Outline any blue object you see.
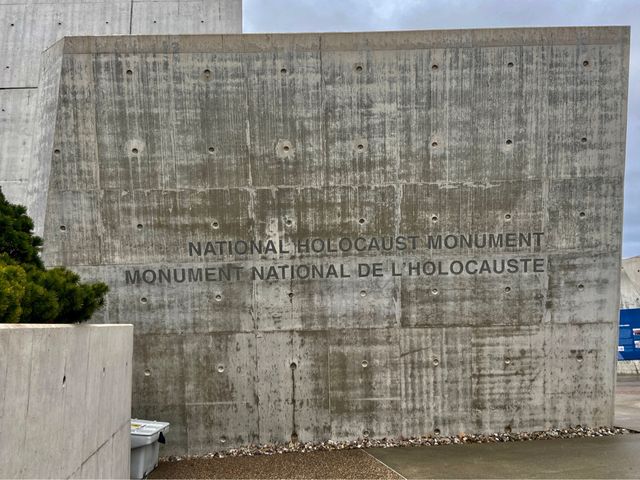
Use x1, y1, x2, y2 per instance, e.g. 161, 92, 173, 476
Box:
619, 308, 640, 360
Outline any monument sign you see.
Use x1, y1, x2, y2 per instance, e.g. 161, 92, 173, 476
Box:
35, 28, 629, 454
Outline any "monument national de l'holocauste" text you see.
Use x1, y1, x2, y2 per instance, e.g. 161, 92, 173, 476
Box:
123, 231, 547, 285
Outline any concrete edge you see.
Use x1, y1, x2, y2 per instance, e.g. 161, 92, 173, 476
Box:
55, 26, 630, 55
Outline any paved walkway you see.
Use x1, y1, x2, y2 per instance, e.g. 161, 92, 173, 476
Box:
615, 375, 640, 431
150, 449, 400, 479
367, 435, 640, 479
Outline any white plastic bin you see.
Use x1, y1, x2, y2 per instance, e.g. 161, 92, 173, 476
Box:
130, 419, 170, 479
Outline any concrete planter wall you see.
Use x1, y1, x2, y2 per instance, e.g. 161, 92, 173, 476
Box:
0, 324, 133, 479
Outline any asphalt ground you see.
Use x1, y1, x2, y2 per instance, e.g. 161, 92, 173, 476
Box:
151, 375, 640, 479
149, 449, 400, 479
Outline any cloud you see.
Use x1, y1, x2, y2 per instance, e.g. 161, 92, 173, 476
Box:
245, 0, 639, 257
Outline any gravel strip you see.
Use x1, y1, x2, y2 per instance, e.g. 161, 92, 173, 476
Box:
150, 449, 401, 479
161, 426, 629, 462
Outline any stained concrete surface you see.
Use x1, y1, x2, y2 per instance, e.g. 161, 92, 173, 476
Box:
364, 375, 640, 479
151, 377, 640, 479
0, 0, 242, 210
37, 28, 629, 454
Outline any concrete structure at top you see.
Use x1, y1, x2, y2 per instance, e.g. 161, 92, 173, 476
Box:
0, 0, 242, 214
35, 27, 629, 454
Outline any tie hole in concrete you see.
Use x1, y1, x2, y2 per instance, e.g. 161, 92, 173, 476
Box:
507, 62, 514, 68
432, 358, 440, 366
431, 64, 439, 70
504, 213, 512, 220
217, 364, 225, 373
358, 218, 366, 225
208, 146, 215, 153
215, 294, 222, 301
360, 290, 367, 297
577, 354, 584, 362
54, 149, 60, 155
280, 68, 287, 74
434, 428, 441, 436
131, 148, 139, 154
362, 429, 370, 437
578, 283, 585, 291
504, 286, 511, 293
220, 436, 227, 444
361, 360, 368, 368
354, 64, 363, 73
212, 221, 219, 229
504, 357, 512, 365
126, 69, 133, 76
581, 137, 588, 143
136, 224, 143, 230
144, 369, 151, 376
579, 211, 586, 219
432, 215, 438, 222
290, 362, 297, 370
506, 139, 513, 145
59, 225, 66, 231
431, 288, 439, 295
583, 60, 590, 67
140, 297, 148, 304
431, 141, 438, 148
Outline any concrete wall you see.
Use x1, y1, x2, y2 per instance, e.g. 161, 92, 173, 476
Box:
0, 0, 242, 212
0, 324, 133, 479
621, 257, 640, 309
37, 28, 629, 454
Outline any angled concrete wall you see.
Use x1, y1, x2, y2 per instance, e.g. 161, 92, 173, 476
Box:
0, 0, 242, 212
37, 28, 629, 454
0, 324, 133, 479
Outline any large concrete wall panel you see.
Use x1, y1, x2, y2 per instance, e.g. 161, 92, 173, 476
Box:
0, 0, 242, 211
132, 0, 241, 35
38, 28, 628, 454
0, 324, 133, 479
0, 2, 131, 88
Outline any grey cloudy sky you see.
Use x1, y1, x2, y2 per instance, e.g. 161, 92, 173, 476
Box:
245, 0, 639, 258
